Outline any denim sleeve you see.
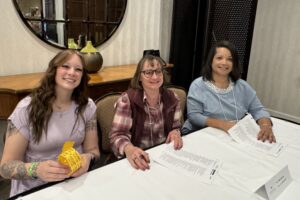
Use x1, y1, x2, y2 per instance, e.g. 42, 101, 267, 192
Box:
244, 83, 270, 120
186, 80, 208, 127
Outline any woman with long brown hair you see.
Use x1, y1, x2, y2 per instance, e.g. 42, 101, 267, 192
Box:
0, 50, 100, 197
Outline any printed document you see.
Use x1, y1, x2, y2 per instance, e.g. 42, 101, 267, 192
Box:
153, 145, 221, 184
228, 114, 285, 156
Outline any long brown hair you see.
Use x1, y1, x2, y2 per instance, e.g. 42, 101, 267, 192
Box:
28, 50, 90, 143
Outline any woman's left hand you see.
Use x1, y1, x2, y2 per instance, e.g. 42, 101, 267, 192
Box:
257, 125, 276, 143
71, 153, 92, 177
166, 129, 183, 150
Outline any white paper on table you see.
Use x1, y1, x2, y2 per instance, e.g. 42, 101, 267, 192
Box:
153, 145, 221, 184
228, 114, 285, 157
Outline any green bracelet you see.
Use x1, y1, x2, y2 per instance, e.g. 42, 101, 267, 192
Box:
28, 162, 39, 179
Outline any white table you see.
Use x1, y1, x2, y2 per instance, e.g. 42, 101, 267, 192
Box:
17, 118, 300, 200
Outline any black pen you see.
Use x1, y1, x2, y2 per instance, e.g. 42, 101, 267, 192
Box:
139, 154, 150, 163
210, 169, 216, 175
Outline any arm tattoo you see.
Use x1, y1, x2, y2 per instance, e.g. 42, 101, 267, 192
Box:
86, 113, 97, 132
0, 160, 27, 179
6, 120, 19, 137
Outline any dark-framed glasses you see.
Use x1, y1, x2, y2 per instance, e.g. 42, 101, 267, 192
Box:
141, 68, 165, 78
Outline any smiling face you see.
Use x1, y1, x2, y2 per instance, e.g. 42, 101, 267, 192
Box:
55, 54, 83, 92
140, 59, 164, 92
212, 47, 233, 79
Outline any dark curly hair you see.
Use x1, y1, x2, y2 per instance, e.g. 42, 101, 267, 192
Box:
202, 40, 241, 82
28, 50, 90, 143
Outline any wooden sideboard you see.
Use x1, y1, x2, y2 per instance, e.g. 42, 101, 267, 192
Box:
0, 64, 172, 119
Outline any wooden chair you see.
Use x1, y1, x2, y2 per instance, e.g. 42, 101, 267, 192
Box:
166, 85, 187, 123
95, 92, 122, 166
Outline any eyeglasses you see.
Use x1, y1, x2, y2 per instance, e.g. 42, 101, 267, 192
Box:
141, 68, 164, 78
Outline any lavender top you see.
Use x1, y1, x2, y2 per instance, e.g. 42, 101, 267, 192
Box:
8, 96, 96, 197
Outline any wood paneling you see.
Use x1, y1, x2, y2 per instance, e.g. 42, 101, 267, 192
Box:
0, 93, 27, 119
0, 64, 173, 119
0, 64, 134, 119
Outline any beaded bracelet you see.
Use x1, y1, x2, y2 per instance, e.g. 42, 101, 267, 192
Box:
260, 123, 272, 127
28, 162, 39, 179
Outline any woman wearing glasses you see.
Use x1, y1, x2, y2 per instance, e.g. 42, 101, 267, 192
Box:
109, 55, 183, 170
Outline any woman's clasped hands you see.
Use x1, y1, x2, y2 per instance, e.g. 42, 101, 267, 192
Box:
35, 160, 70, 182
36, 153, 94, 181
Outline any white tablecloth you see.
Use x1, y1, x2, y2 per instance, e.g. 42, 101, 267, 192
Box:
18, 118, 300, 200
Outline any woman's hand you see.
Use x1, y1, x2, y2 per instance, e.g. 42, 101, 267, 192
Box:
124, 144, 150, 171
166, 129, 183, 150
257, 125, 276, 143
257, 118, 276, 143
36, 160, 70, 182
206, 118, 236, 132
222, 120, 236, 132
71, 153, 93, 177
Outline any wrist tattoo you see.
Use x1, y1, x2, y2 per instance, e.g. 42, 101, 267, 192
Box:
0, 160, 27, 179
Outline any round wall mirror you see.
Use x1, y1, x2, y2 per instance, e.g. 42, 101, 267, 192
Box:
13, 0, 127, 49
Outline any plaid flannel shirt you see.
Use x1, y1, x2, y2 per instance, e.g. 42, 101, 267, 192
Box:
109, 91, 182, 157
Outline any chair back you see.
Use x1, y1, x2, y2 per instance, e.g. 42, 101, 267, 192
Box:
95, 92, 122, 153
166, 85, 187, 123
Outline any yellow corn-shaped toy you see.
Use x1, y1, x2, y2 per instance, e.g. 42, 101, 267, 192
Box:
58, 141, 82, 175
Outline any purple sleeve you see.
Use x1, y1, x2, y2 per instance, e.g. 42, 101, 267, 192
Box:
8, 96, 32, 140
84, 98, 97, 121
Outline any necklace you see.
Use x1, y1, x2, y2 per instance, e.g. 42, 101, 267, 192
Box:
205, 80, 234, 94
206, 80, 238, 122
146, 104, 154, 146
216, 89, 238, 122
53, 103, 63, 118
54, 103, 62, 110
53, 101, 71, 118
145, 100, 162, 147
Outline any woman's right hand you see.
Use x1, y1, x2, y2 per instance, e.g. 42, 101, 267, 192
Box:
206, 118, 236, 132
36, 160, 70, 182
124, 144, 150, 171
222, 120, 236, 132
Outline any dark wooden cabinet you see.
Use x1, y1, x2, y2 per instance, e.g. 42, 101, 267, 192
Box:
0, 64, 134, 119
88, 80, 130, 101
0, 64, 172, 119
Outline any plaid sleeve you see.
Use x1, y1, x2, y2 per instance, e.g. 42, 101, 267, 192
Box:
172, 93, 182, 130
109, 93, 133, 157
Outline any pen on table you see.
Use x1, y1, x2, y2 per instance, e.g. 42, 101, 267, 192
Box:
138, 154, 150, 163
210, 169, 216, 175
